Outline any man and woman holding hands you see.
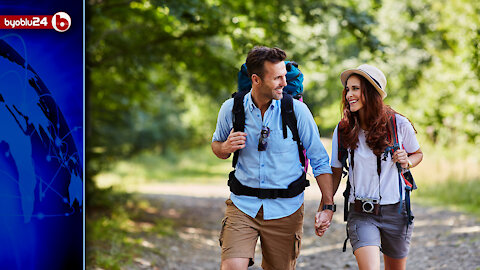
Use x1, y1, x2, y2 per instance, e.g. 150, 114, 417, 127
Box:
212, 46, 423, 270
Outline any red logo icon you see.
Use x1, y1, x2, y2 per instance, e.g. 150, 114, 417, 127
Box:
51, 12, 71, 32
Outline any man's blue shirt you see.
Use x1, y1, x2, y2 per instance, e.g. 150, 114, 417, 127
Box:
212, 92, 331, 220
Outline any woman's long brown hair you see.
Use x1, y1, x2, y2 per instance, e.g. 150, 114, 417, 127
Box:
338, 75, 396, 156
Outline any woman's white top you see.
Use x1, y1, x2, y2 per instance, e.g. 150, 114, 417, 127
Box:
331, 114, 420, 205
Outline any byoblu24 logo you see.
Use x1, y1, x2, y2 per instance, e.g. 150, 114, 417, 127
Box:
52, 12, 71, 32
3, 17, 48, 28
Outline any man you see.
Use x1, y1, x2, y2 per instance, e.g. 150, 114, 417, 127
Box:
211, 46, 334, 270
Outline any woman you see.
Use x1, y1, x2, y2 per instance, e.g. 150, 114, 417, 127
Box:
330, 64, 423, 269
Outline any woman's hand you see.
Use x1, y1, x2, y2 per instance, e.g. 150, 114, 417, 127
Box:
392, 149, 410, 169
314, 210, 333, 237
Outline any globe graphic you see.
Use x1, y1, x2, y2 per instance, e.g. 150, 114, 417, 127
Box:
0, 38, 82, 268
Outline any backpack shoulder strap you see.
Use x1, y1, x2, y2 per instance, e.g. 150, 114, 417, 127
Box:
388, 112, 417, 189
231, 91, 249, 168
337, 124, 352, 222
337, 124, 349, 174
281, 94, 306, 168
385, 112, 403, 171
388, 112, 417, 225
389, 112, 400, 150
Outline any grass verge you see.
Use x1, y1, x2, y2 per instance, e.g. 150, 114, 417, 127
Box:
95, 145, 231, 189
415, 178, 480, 218
86, 190, 176, 269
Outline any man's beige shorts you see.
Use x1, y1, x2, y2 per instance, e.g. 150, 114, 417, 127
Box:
219, 199, 304, 270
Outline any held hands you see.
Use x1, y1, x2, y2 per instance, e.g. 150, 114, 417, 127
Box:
392, 149, 410, 169
223, 129, 247, 154
314, 210, 333, 237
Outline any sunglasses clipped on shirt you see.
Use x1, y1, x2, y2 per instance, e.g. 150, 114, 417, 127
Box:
258, 126, 270, 151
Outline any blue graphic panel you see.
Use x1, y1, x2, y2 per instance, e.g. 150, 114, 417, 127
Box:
0, 1, 83, 269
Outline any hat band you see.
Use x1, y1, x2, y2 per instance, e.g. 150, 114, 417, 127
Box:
361, 70, 382, 90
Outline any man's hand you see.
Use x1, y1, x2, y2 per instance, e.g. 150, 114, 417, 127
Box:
314, 173, 334, 237
314, 210, 333, 237
223, 129, 247, 154
212, 129, 247, 159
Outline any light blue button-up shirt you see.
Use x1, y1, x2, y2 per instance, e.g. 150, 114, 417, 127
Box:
212, 92, 331, 220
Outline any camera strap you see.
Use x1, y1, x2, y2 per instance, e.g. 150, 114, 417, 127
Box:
349, 149, 382, 201
342, 149, 382, 252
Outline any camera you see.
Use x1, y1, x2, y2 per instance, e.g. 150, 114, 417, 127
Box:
354, 197, 380, 215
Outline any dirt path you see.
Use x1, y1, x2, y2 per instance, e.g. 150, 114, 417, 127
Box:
131, 184, 480, 270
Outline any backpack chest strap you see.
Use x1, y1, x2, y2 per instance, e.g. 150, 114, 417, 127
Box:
228, 170, 309, 199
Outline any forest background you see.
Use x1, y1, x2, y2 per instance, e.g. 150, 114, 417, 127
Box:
85, 0, 480, 267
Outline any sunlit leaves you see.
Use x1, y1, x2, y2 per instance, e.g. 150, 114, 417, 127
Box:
86, 0, 480, 183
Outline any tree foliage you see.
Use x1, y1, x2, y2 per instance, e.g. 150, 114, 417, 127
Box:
86, 0, 377, 180
86, 0, 480, 188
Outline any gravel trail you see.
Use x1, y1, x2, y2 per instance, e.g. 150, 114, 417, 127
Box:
130, 184, 480, 270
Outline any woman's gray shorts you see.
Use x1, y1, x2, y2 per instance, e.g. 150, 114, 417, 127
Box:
347, 202, 414, 259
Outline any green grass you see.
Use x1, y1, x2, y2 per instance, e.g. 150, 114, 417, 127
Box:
95, 145, 232, 189
86, 191, 176, 269
415, 178, 480, 217
408, 141, 480, 217
405, 135, 480, 184
87, 207, 139, 269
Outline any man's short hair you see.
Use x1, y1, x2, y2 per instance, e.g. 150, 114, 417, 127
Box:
245, 46, 286, 79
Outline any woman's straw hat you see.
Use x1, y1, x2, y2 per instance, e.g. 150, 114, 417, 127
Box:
340, 64, 387, 99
